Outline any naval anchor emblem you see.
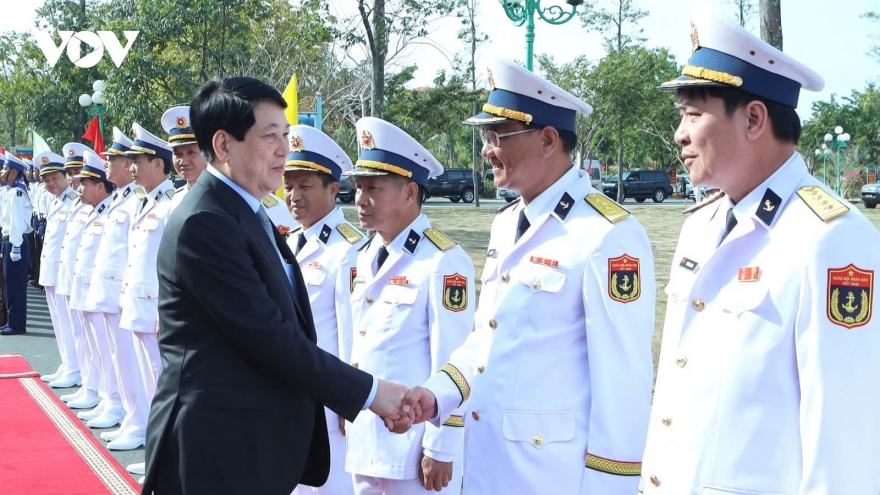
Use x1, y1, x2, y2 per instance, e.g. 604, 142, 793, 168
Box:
827, 264, 873, 329
609, 254, 641, 304
443, 273, 468, 312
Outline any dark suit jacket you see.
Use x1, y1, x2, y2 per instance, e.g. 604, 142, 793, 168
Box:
142, 171, 373, 495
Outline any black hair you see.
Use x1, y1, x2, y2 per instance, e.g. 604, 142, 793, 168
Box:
677, 87, 801, 144
190, 76, 287, 165
82, 177, 113, 194
319, 173, 336, 188
528, 124, 577, 154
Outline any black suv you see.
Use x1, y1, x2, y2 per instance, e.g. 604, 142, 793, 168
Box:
603, 169, 673, 203
336, 176, 356, 203
426, 169, 484, 203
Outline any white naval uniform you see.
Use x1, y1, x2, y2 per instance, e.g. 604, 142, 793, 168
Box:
84, 184, 149, 438
347, 214, 473, 494
289, 206, 365, 495
423, 168, 656, 495
70, 196, 121, 414
39, 188, 80, 377
641, 153, 880, 494
57, 198, 96, 395
119, 180, 175, 406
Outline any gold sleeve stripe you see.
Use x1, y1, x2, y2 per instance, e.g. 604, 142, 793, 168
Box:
586, 454, 641, 476
440, 363, 471, 405
442, 415, 464, 427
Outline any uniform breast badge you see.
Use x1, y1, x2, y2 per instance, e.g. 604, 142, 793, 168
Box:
443, 273, 468, 312
827, 264, 874, 329
608, 255, 641, 303
350, 267, 358, 293
737, 266, 761, 282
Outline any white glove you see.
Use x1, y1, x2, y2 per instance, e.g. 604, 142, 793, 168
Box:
10, 246, 21, 262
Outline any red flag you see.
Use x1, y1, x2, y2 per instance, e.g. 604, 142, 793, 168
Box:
82, 115, 104, 154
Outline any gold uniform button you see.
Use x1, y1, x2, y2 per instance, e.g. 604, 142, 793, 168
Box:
650, 475, 660, 487
147, 295, 152, 300
488, 319, 497, 329
352, 362, 359, 369
366, 296, 374, 304
662, 417, 672, 426
501, 273, 510, 283
533, 435, 543, 446
532, 281, 541, 290
692, 298, 705, 311
359, 330, 366, 336
477, 365, 485, 374
110, 276, 115, 280
471, 411, 480, 421
676, 356, 687, 368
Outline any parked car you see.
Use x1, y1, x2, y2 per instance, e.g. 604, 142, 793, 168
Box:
425, 168, 484, 203
603, 169, 673, 203
498, 188, 520, 203
862, 183, 880, 208
336, 176, 356, 203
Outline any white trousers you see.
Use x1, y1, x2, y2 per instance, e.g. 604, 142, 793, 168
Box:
45, 286, 79, 375
352, 458, 462, 495
132, 330, 160, 402
292, 430, 353, 495
66, 297, 98, 395
83, 311, 122, 410
104, 313, 150, 438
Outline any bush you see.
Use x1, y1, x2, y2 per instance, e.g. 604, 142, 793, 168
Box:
842, 170, 865, 199
482, 179, 497, 199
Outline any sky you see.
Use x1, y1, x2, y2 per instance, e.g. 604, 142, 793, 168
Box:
7, 0, 879, 121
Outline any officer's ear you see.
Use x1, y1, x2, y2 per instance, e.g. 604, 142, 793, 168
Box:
743, 100, 769, 142
539, 126, 561, 158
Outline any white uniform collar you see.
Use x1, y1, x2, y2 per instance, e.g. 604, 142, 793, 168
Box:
302, 206, 344, 243
728, 152, 806, 230
384, 213, 430, 256
519, 166, 580, 224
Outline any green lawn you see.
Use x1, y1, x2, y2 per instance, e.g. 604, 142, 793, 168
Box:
344, 203, 880, 370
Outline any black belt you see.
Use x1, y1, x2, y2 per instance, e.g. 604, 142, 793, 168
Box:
1, 236, 9, 241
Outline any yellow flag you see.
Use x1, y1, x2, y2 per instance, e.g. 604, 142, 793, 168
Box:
282, 74, 298, 126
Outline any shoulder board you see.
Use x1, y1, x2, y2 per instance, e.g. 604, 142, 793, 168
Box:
584, 194, 630, 223
424, 228, 457, 251
683, 190, 725, 214
796, 185, 850, 222
496, 197, 520, 214
336, 223, 364, 244
165, 189, 175, 200
175, 186, 186, 193
135, 188, 146, 200
262, 195, 280, 208
67, 191, 79, 201
358, 232, 376, 252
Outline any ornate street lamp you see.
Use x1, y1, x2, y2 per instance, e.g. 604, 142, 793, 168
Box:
498, 0, 584, 71
814, 144, 832, 185
79, 79, 107, 138
825, 127, 851, 196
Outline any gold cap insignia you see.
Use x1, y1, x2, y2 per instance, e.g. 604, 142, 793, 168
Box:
131, 126, 138, 140
487, 68, 496, 91
290, 135, 305, 153
361, 130, 376, 151
175, 116, 187, 128
68, 149, 75, 157
690, 23, 700, 52
41, 156, 49, 164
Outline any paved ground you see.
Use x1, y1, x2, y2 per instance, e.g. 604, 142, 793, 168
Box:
0, 286, 144, 472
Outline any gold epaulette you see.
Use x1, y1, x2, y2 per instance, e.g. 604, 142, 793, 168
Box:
165, 188, 176, 200
424, 228, 457, 251
67, 191, 80, 201
683, 190, 725, 214
442, 415, 464, 427
262, 195, 280, 208
134, 188, 146, 200
336, 223, 364, 244
797, 185, 850, 222
584, 194, 630, 223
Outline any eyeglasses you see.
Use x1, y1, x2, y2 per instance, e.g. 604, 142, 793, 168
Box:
479, 128, 536, 148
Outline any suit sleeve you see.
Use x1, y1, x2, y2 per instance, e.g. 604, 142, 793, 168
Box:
795, 219, 880, 493
580, 219, 655, 494
173, 210, 373, 421
422, 249, 474, 462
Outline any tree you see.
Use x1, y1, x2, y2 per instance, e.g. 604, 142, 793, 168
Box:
728, 0, 756, 27
579, 0, 648, 52
862, 11, 880, 64
353, 0, 456, 118
759, 0, 782, 50
457, 0, 488, 206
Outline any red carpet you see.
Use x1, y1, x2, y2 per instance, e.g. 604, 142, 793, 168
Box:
0, 354, 141, 495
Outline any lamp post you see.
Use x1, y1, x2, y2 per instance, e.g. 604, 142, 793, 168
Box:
498, 0, 584, 71
824, 126, 851, 196
814, 144, 832, 185
79, 79, 107, 138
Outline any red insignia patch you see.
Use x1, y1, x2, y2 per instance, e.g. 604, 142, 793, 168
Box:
350, 267, 357, 293
389, 276, 410, 286
529, 256, 559, 267
277, 225, 291, 236
443, 273, 468, 312
827, 264, 873, 329
608, 255, 641, 304
737, 267, 760, 282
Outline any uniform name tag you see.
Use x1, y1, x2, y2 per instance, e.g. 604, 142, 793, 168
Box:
680, 257, 698, 271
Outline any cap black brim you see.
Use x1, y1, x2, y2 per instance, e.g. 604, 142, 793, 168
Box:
658, 75, 729, 91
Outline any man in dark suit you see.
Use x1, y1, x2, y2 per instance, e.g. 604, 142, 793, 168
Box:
143, 77, 411, 495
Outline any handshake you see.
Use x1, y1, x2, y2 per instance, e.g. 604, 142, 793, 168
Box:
368, 380, 439, 433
